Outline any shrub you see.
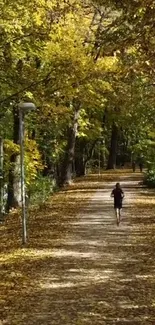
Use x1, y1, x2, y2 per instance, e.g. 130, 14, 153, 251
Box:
143, 167, 155, 188
28, 175, 57, 207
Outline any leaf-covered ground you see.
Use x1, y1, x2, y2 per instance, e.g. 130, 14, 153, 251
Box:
0, 170, 155, 324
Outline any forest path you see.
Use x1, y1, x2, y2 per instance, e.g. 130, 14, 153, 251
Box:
1, 172, 155, 324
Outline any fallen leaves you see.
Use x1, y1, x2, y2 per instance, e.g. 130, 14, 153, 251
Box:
0, 171, 155, 324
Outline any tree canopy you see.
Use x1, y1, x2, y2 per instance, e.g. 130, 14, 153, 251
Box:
1, 0, 155, 209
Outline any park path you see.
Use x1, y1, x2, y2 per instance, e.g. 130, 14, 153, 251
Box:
5, 174, 155, 324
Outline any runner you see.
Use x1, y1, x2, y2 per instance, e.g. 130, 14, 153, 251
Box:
111, 182, 124, 225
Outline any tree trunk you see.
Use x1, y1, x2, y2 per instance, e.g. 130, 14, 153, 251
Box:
75, 155, 86, 177
6, 106, 21, 212
107, 123, 118, 169
75, 139, 86, 177
75, 139, 97, 177
60, 101, 80, 185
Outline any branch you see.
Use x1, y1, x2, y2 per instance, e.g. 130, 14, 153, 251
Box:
0, 70, 53, 105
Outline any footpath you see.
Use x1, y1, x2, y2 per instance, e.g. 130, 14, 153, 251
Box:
1, 172, 155, 325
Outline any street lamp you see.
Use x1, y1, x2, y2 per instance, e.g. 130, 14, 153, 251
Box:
18, 102, 36, 245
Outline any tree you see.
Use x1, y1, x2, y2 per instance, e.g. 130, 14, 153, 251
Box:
2, 0, 155, 210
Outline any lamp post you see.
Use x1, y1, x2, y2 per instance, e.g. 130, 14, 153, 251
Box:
98, 140, 101, 176
98, 137, 104, 177
18, 102, 36, 245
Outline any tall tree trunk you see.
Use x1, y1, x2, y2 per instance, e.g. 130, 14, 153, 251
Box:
107, 123, 118, 169
75, 139, 97, 177
60, 101, 80, 185
75, 139, 86, 177
6, 106, 21, 212
75, 158, 86, 177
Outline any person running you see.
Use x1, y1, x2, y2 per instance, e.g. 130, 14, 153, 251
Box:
111, 183, 124, 225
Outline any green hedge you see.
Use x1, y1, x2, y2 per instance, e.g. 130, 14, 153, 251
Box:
143, 168, 155, 188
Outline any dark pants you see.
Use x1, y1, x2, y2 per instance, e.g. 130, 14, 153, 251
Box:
114, 200, 122, 209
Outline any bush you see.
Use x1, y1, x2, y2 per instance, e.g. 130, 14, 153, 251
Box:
143, 168, 155, 188
28, 175, 57, 207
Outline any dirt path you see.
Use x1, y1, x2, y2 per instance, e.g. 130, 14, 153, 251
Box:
2, 174, 155, 324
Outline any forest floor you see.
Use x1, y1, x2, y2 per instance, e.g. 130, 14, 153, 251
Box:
0, 170, 155, 325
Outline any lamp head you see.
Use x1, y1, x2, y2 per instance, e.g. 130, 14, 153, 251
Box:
18, 102, 36, 113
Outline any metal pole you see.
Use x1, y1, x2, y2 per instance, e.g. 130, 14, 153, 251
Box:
103, 138, 106, 168
98, 141, 101, 176
19, 110, 26, 245
0, 137, 3, 219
